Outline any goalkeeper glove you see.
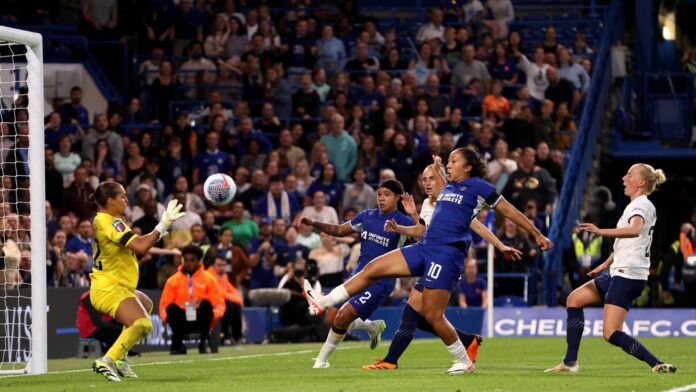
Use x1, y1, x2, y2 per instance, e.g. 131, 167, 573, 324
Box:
155, 200, 185, 239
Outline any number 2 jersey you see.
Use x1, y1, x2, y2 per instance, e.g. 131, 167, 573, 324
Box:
90, 212, 139, 291
421, 177, 501, 245
611, 195, 656, 281
350, 208, 414, 290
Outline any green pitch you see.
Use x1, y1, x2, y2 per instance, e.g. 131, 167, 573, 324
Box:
2, 338, 694, 391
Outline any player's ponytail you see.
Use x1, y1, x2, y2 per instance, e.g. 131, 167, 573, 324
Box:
454, 148, 488, 179
91, 181, 122, 207
635, 163, 667, 194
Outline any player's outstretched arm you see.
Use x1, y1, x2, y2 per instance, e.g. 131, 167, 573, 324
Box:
587, 254, 614, 277
495, 197, 553, 250
384, 218, 425, 238
129, 200, 185, 254
469, 219, 523, 261
298, 216, 355, 237
578, 217, 643, 239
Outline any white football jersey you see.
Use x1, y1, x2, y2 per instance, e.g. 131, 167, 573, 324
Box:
420, 199, 436, 227
611, 195, 656, 280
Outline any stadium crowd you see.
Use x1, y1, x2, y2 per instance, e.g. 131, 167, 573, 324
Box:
0, 0, 694, 348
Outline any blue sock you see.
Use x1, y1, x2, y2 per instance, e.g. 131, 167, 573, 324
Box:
416, 316, 476, 347
383, 304, 419, 365
563, 307, 584, 364
608, 331, 661, 367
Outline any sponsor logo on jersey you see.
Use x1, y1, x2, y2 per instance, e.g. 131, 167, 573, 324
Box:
437, 193, 464, 204
362, 231, 390, 247
112, 220, 126, 233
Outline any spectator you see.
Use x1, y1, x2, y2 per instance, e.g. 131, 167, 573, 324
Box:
62, 250, 90, 288
422, 74, 451, 123
302, 190, 339, 225
308, 233, 351, 289
516, 47, 550, 102
280, 19, 317, 75
458, 258, 488, 308
381, 47, 407, 78
533, 99, 555, 147
221, 201, 259, 249
224, 16, 248, 59
263, 67, 293, 118
167, 191, 203, 245
297, 220, 322, 250
65, 219, 93, 266
275, 129, 306, 173
535, 142, 563, 187
59, 86, 89, 127
248, 219, 285, 289
208, 254, 243, 344
47, 230, 68, 287
253, 175, 301, 223
482, 80, 510, 118
541, 25, 560, 54
487, 139, 517, 192
320, 114, 357, 183
160, 245, 225, 354
461, 0, 486, 24
311, 68, 332, 103
483, 0, 514, 39
678, 222, 696, 306
129, 183, 164, 223
277, 225, 311, 276
545, 67, 580, 115
172, 0, 204, 56
150, 61, 180, 123
293, 73, 321, 119
45, 148, 65, 209
502, 147, 557, 212
129, 159, 165, 199
408, 42, 442, 87
277, 258, 321, 334
53, 135, 82, 187
557, 47, 590, 94
523, 199, 546, 235
566, 219, 611, 289
344, 42, 379, 83
553, 102, 577, 149
238, 169, 267, 212
356, 135, 382, 184
293, 159, 315, 197
569, 31, 594, 63
342, 169, 377, 213
192, 131, 233, 185
416, 8, 445, 43
494, 218, 537, 297
82, 113, 124, 164
254, 103, 282, 134
316, 25, 346, 76
436, 107, 468, 137
307, 163, 344, 210
239, 139, 267, 173
93, 139, 120, 182
179, 40, 216, 89
204, 13, 230, 59
211, 227, 251, 287
380, 131, 415, 191
61, 167, 94, 221
451, 44, 491, 97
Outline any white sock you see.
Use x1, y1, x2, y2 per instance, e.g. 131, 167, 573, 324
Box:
318, 285, 350, 309
348, 318, 375, 332
446, 340, 471, 365
315, 329, 346, 364
101, 355, 115, 365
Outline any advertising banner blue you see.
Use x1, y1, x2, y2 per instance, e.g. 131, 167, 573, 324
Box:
484, 308, 696, 337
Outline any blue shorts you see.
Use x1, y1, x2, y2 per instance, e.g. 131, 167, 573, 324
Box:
347, 280, 394, 320
594, 273, 646, 311
401, 241, 469, 291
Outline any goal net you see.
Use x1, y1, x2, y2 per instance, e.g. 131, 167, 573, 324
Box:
0, 26, 46, 375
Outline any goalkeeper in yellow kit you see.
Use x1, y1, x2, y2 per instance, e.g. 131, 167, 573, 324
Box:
89, 181, 185, 382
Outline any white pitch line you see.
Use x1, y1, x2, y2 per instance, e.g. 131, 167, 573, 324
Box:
0, 345, 360, 379
663, 383, 696, 392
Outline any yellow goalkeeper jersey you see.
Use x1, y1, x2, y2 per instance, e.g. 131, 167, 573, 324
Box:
90, 212, 139, 292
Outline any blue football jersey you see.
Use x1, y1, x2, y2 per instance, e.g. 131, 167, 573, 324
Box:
350, 209, 413, 275
421, 177, 501, 245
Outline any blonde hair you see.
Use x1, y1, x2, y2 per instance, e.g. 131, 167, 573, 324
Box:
424, 163, 447, 204
634, 163, 667, 194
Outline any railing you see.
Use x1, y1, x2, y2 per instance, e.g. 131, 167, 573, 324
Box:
542, 0, 622, 306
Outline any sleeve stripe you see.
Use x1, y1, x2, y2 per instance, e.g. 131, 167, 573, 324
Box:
485, 192, 502, 207
120, 231, 136, 247
627, 214, 645, 224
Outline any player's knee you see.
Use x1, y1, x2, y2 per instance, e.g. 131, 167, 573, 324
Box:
422, 309, 443, 324
133, 317, 153, 336
566, 292, 582, 308
603, 327, 617, 342
333, 313, 352, 330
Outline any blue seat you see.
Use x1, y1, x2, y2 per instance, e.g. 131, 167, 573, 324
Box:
494, 295, 528, 307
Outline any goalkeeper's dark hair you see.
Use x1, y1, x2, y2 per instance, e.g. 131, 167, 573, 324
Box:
89, 181, 123, 207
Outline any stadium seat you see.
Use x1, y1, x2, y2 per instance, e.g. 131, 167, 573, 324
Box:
494, 295, 528, 307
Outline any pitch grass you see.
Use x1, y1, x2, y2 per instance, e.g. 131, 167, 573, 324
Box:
2, 338, 695, 392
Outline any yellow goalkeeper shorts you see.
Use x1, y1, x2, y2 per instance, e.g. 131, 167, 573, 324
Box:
90, 286, 136, 318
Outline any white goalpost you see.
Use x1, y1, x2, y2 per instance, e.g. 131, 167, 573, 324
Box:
0, 26, 46, 375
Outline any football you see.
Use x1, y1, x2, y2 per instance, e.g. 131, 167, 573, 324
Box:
203, 173, 236, 206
